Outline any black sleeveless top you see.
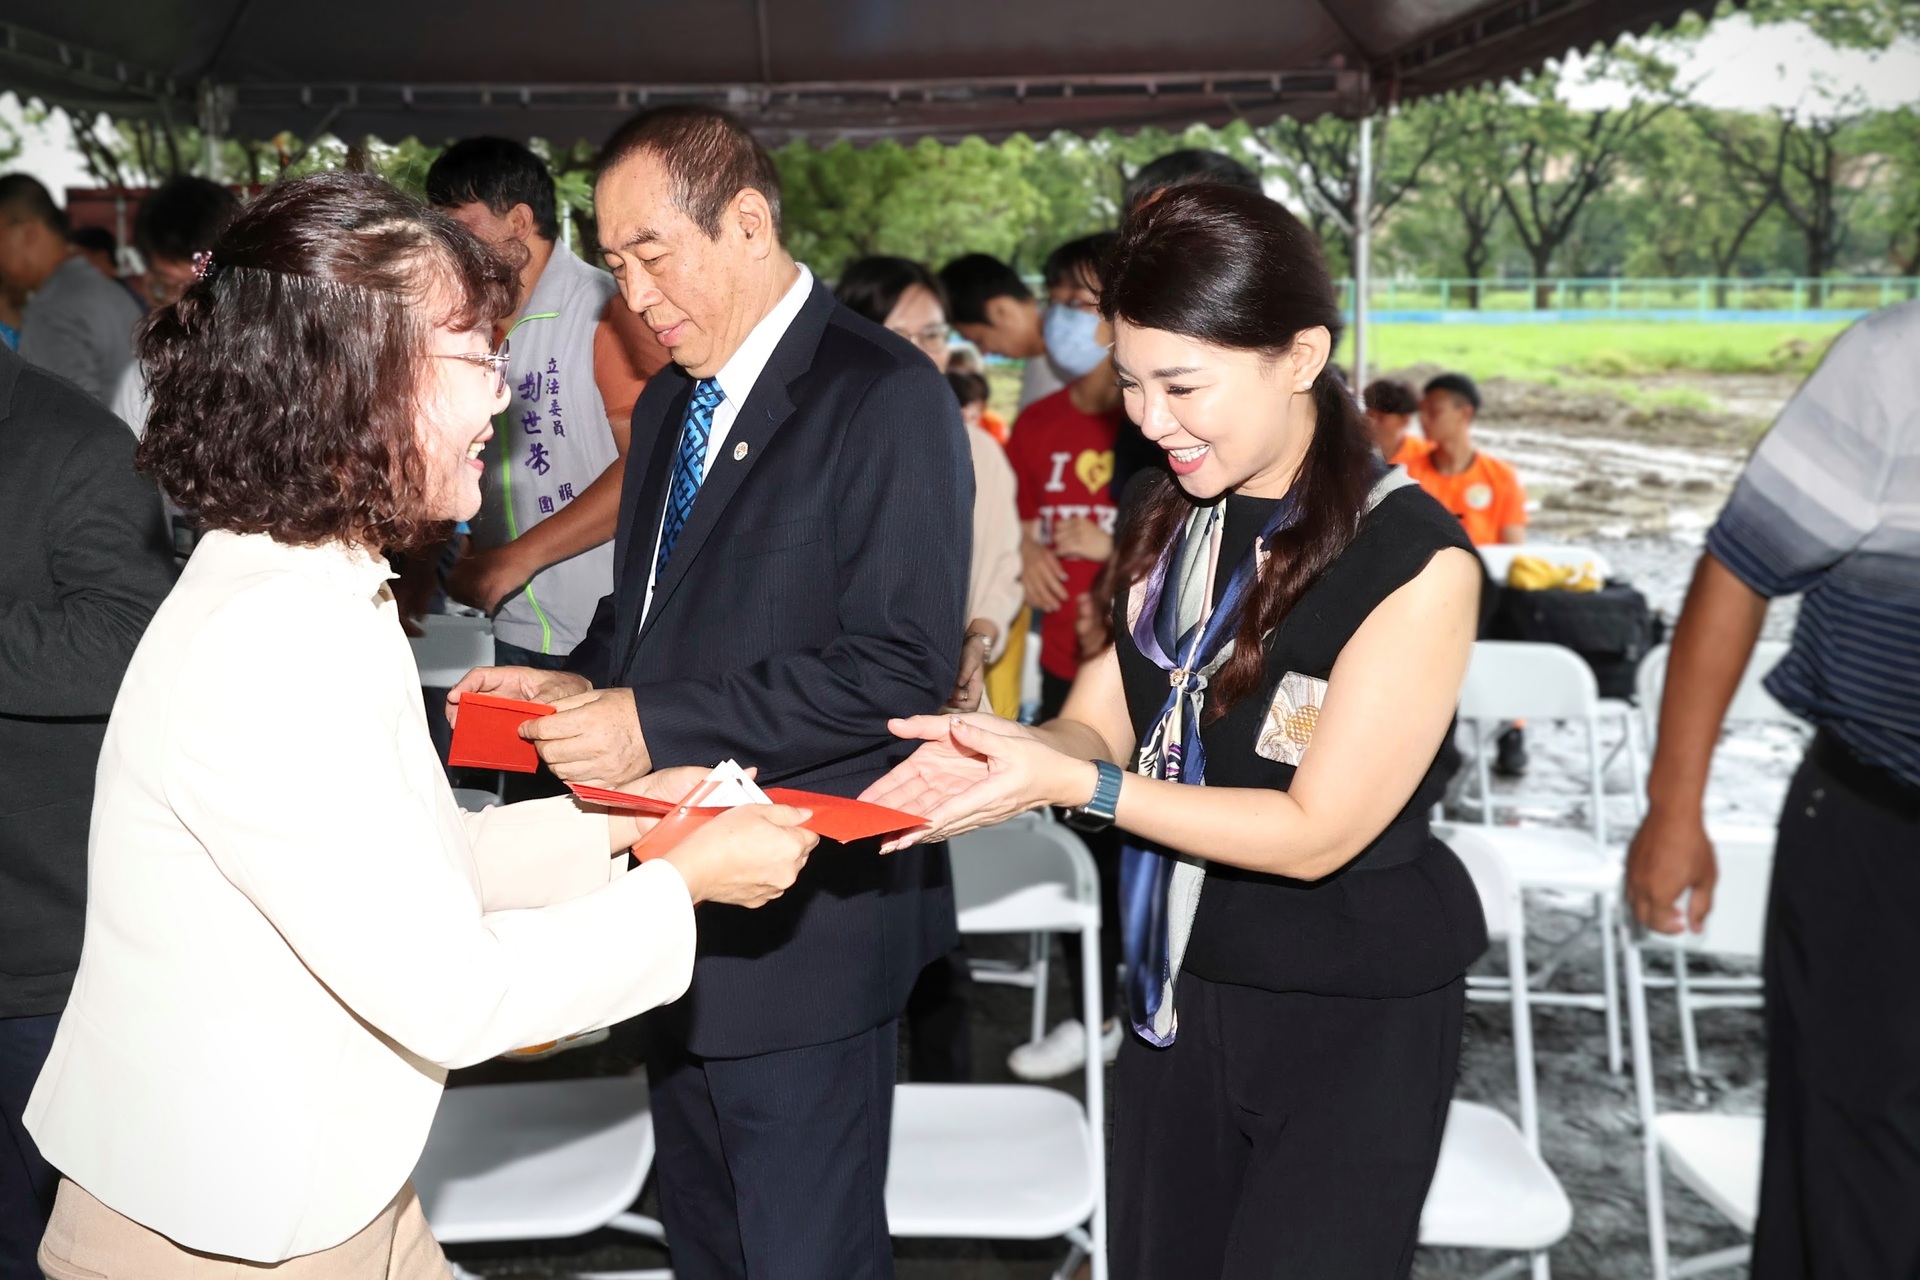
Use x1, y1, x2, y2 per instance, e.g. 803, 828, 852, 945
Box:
1113, 481, 1489, 999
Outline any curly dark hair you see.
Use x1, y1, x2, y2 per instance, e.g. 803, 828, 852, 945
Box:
136, 171, 515, 551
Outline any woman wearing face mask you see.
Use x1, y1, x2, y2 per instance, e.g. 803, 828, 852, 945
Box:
864, 186, 1489, 1277
25, 172, 817, 1279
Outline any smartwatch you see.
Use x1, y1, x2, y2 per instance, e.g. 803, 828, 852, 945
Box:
1063, 759, 1124, 833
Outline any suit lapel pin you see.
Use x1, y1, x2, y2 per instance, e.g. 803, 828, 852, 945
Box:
733, 441, 750, 461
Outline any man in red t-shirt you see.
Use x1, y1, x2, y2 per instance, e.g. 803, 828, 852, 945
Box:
1004, 234, 1123, 721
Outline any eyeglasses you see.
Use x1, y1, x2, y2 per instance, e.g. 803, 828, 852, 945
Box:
891, 323, 951, 349
436, 337, 511, 394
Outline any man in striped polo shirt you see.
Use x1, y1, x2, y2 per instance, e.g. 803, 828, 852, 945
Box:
1628, 299, 1920, 1278
428, 137, 667, 668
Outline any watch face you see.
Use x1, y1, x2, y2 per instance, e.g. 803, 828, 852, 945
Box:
1064, 807, 1113, 834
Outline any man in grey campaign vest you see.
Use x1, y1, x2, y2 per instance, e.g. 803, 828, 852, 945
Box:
428, 137, 667, 667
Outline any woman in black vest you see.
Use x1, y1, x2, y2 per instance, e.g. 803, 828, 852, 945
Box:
865, 185, 1489, 1277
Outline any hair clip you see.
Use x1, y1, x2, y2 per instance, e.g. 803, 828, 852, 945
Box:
191, 250, 215, 281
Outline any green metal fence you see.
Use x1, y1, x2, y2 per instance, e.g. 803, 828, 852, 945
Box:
1339, 276, 1920, 316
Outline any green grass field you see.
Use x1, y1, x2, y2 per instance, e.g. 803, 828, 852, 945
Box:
981, 320, 1851, 425
1345, 320, 1850, 382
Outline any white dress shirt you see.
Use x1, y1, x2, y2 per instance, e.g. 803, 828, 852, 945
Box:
643, 264, 814, 619
26, 531, 697, 1262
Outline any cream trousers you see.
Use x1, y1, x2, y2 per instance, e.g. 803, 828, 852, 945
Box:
38, 1179, 449, 1280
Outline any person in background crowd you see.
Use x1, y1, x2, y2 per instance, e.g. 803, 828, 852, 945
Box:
110, 176, 243, 438
68, 228, 123, 284
1627, 299, 1920, 1280
832, 257, 1022, 1085
26, 171, 814, 1280
865, 185, 1487, 1280
426, 136, 668, 667
1363, 377, 1430, 466
1403, 372, 1525, 547
0, 279, 23, 350
835, 255, 951, 366
0, 341, 175, 1279
454, 106, 969, 1280
1002, 231, 1125, 1081
1122, 147, 1263, 213
944, 342, 1009, 444
940, 251, 1068, 412
0, 175, 143, 404
940, 368, 1025, 670
1404, 371, 1529, 774
835, 257, 1022, 667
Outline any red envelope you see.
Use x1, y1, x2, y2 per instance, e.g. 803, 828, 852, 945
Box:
447, 692, 555, 772
567, 781, 925, 858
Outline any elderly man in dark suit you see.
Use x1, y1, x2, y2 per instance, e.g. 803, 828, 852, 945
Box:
451, 106, 970, 1280
0, 343, 174, 1272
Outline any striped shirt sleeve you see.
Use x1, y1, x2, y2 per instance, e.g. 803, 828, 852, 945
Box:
1705, 314, 1901, 598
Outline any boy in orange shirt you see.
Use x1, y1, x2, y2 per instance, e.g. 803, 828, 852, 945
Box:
1406, 372, 1531, 774
1362, 377, 1431, 467
1405, 372, 1527, 547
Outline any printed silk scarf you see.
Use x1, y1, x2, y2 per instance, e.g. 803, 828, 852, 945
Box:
1120, 493, 1299, 1046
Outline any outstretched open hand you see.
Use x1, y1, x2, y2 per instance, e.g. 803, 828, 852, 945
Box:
859, 713, 1092, 850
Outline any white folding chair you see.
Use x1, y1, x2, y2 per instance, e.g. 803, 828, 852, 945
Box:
961, 815, 1056, 1048
1622, 832, 1772, 1280
1633, 641, 1798, 1081
889, 814, 1107, 1280
413, 1072, 670, 1280
1457, 640, 1627, 1073
1422, 825, 1573, 1280
410, 610, 496, 688
411, 612, 505, 802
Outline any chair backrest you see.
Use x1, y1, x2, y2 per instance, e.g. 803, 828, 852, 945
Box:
410, 612, 496, 688
948, 812, 1101, 935
1459, 640, 1601, 723
1437, 822, 1520, 941
1436, 822, 1540, 1147
1478, 543, 1614, 586
1649, 826, 1774, 963
1635, 641, 1799, 741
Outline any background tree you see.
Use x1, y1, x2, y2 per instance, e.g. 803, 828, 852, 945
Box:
1853, 106, 1920, 274
1257, 102, 1448, 273
1496, 62, 1673, 305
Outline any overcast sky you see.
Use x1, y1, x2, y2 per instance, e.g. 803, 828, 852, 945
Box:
6, 14, 1918, 206
1564, 13, 1920, 112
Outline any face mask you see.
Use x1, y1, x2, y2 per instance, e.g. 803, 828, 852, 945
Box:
1043, 304, 1108, 379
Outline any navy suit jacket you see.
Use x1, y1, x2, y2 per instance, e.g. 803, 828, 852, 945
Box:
569, 278, 972, 1058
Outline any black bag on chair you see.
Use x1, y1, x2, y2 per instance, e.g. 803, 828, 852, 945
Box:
1488, 582, 1660, 700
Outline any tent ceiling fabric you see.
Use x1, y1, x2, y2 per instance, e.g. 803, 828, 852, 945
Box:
1, 0, 1714, 146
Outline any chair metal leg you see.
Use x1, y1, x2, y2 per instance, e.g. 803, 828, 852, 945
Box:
1030, 932, 1050, 1045
1600, 895, 1623, 1075
1079, 919, 1110, 1280
1623, 712, 1646, 819
1624, 938, 1672, 1280
1674, 950, 1702, 1084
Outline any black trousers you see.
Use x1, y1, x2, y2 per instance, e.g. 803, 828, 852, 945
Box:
0, 1013, 60, 1280
1111, 973, 1464, 1280
647, 1020, 897, 1280
1753, 736, 1920, 1279
902, 947, 972, 1082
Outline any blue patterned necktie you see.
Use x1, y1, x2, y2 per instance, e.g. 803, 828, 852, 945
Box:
656, 378, 724, 576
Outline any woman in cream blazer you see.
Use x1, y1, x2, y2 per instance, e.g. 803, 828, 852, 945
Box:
27, 172, 814, 1278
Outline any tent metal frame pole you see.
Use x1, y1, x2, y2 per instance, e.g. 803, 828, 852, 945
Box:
1353, 102, 1372, 393
198, 81, 226, 182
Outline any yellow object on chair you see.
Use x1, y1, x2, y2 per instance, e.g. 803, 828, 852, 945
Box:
985, 608, 1029, 720
1507, 556, 1604, 593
